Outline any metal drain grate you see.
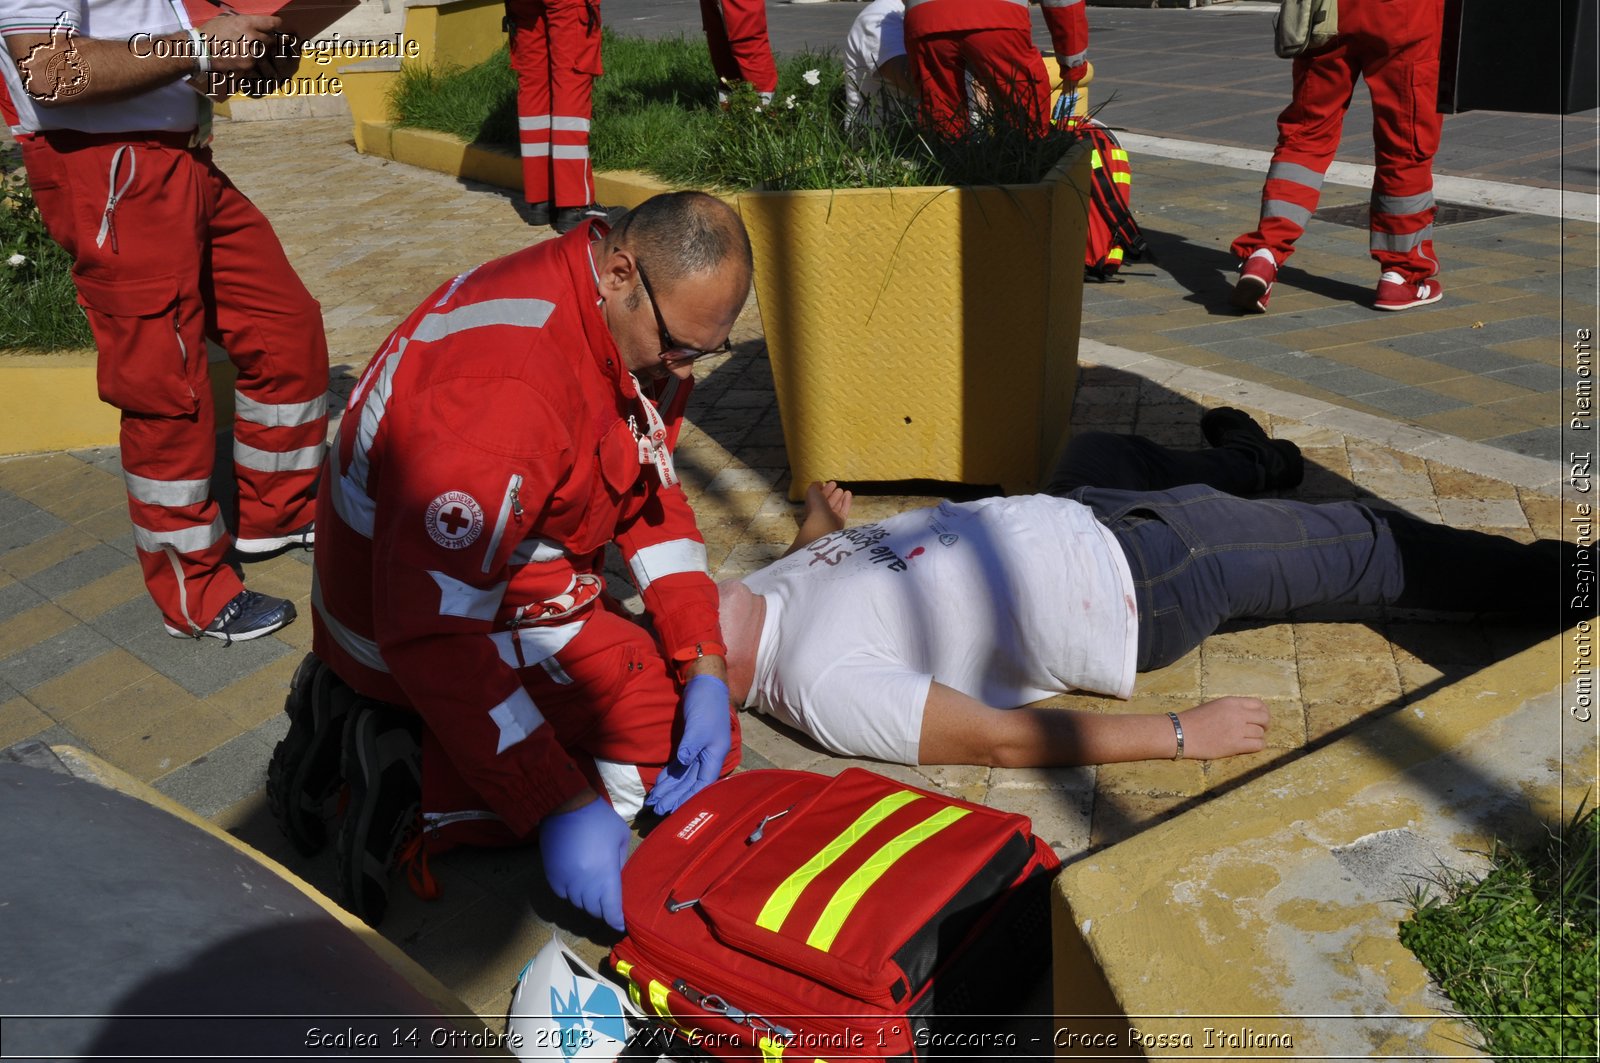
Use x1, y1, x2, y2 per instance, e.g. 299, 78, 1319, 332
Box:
1316, 201, 1513, 228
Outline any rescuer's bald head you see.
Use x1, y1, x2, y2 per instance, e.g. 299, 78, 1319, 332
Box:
604, 191, 754, 300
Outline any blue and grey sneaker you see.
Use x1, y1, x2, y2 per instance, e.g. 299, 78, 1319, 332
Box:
267, 655, 352, 856
336, 703, 423, 927
164, 589, 296, 643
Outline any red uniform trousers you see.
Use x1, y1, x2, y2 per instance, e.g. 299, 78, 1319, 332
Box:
904, 0, 1052, 138
22, 132, 327, 633
699, 0, 777, 96
416, 605, 742, 852
507, 0, 602, 208
1232, 0, 1445, 281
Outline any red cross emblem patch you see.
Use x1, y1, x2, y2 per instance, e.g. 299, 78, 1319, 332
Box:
425, 491, 484, 550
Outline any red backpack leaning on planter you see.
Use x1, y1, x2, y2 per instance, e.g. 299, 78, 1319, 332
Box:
608, 768, 1060, 1061
1056, 108, 1154, 281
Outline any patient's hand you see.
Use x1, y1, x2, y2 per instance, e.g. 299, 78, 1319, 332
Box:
1180, 697, 1269, 759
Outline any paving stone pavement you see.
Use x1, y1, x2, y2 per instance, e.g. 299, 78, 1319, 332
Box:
0, 107, 1580, 1024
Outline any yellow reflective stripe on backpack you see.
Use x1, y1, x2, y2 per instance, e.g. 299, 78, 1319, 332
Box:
805, 806, 971, 951
614, 959, 633, 979
648, 979, 673, 1019
755, 790, 921, 932
1090, 147, 1103, 169
759, 1035, 786, 1061
1111, 148, 1128, 163
1113, 172, 1131, 185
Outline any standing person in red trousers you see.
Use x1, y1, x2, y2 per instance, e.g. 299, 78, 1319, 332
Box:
903, 0, 1088, 138
2, 2, 326, 642
1231, 0, 1446, 314
699, 0, 777, 103
506, 0, 613, 233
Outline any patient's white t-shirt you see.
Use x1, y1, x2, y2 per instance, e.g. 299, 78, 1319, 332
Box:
742, 495, 1138, 764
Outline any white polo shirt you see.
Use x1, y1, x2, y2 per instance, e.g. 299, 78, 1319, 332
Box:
743, 495, 1139, 765
1, 0, 200, 134
843, 0, 909, 124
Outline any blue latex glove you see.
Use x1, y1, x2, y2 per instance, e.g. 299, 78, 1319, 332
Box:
538, 795, 630, 932
645, 673, 731, 815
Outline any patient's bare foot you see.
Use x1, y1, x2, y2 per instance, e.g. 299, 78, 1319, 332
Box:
1179, 697, 1269, 759
782, 481, 855, 557
799, 480, 851, 536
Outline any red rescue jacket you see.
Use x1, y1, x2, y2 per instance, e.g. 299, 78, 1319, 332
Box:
312, 226, 724, 833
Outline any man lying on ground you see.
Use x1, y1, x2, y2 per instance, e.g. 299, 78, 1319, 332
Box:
716, 410, 1565, 767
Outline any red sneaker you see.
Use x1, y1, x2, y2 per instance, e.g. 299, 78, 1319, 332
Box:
1374, 271, 1443, 311
1230, 249, 1276, 313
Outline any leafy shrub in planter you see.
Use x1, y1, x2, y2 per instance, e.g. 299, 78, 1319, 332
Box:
389, 32, 1075, 194
1, 146, 93, 351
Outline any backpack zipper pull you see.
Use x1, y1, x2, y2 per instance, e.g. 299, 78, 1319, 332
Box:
746, 805, 792, 844
664, 895, 700, 912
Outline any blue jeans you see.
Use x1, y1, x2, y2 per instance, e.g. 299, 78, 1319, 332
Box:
1069, 485, 1403, 671
1048, 433, 1554, 661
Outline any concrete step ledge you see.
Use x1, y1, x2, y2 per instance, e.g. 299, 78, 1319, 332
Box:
0, 351, 239, 458
0, 352, 120, 455
1051, 636, 1584, 1060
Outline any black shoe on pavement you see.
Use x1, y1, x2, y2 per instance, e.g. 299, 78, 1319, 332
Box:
164, 589, 296, 643
1200, 407, 1304, 493
521, 200, 552, 226
267, 655, 353, 856
336, 703, 422, 927
551, 203, 614, 234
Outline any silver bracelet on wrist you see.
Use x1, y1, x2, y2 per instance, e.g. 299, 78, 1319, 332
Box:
1167, 712, 1185, 761
188, 27, 211, 77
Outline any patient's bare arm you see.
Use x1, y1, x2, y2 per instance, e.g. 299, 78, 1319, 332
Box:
782, 480, 854, 557
917, 684, 1270, 767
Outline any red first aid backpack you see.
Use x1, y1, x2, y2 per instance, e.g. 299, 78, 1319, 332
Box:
608, 768, 1059, 1061
1058, 116, 1152, 280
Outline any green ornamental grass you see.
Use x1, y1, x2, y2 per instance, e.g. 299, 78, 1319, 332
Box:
389, 32, 1076, 194
1, 146, 93, 352
1399, 802, 1599, 1060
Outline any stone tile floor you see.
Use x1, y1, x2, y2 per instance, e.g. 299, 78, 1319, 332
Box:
0, 115, 1572, 1026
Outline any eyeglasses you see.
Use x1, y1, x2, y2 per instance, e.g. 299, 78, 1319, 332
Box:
636, 259, 733, 365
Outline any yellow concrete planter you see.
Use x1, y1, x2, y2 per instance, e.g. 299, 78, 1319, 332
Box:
0, 352, 120, 455
341, 0, 510, 149
0, 350, 238, 457
737, 142, 1092, 499
341, 58, 401, 154
401, 0, 508, 71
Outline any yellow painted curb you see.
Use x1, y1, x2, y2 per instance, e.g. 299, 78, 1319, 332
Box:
1051, 636, 1586, 1060
0, 351, 239, 458
0, 352, 119, 454
388, 126, 524, 189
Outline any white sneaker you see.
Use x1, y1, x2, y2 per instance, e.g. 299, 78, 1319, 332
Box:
235, 522, 315, 556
